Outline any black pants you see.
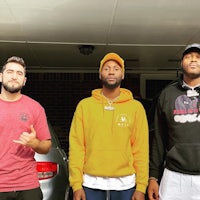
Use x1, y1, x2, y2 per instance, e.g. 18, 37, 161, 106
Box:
0, 187, 43, 200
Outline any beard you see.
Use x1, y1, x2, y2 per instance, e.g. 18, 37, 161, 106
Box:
182, 68, 200, 79
2, 82, 23, 93
101, 77, 122, 89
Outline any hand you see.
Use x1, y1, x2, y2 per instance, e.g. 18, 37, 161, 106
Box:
132, 190, 145, 200
73, 188, 86, 200
148, 180, 159, 200
13, 125, 39, 148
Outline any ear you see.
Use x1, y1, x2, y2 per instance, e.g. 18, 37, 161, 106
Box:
99, 73, 101, 80
23, 77, 27, 86
180, 61, 183, 68
122, 73, 124, 80
0, 73, 2, 83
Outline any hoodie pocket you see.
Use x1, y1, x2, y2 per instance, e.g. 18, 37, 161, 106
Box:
166, 143, 200, 173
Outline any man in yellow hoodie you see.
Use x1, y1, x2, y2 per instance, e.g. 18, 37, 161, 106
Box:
69, 52, 149, 200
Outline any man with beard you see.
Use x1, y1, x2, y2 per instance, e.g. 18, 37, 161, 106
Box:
148, 43, 200, 200
0, 56, 51, 200
69, 53, 149, 200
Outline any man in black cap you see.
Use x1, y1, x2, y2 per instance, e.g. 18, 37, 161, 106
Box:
148, 43, 200, 200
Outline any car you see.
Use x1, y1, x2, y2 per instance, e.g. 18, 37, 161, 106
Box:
34, 121, 70, 200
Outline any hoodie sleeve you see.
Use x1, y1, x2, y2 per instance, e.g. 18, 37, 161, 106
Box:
68, 102, 85, 192
149, 94, 167, 182
131, 102, 149, 193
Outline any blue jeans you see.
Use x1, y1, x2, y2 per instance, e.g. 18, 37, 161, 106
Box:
83, 186, 135, 200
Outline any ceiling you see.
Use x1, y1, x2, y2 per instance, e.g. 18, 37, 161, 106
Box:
0, 0, 200, 73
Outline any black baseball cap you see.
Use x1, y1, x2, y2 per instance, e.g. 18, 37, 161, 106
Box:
182, 43, 200, 58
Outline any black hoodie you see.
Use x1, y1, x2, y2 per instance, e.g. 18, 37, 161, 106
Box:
149, 75, 200, 181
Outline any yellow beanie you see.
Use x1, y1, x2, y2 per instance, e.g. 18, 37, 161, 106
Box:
99, 53, 124, 72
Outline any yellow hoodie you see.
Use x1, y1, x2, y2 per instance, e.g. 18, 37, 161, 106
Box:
69, 88, 149, 193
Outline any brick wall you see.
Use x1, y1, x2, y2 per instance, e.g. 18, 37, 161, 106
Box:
23, 73, 140, 153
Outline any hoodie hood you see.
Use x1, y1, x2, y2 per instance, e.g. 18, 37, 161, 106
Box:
91, 88, 134, 103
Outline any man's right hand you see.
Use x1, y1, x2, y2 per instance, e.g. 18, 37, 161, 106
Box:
73, 188, 86, 200
148, 179, 159, 200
